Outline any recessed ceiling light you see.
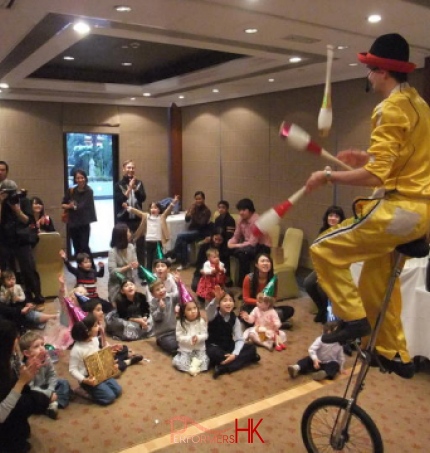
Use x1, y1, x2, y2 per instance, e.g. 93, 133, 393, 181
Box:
121, 62, 132, 66
73, 22, 91, 34
178, 95, 185, 99
367, 14, 382, 23
0, 90, 2, 93
337, 45, 349, 50
0, 83, 9, 89
130, 97, 136, 100
63, 56, 75, 61
244, 28, 258, 34
212, 89, 219, 93
115, 5, 132, 12
268, 78, 275, 82
143, 93, 151, 97
349, 63, 358, 66
289, 57, 302, 63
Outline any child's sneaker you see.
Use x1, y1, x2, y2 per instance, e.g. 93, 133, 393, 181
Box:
312, 370, 328, 381
287, 364, 300, 379
46, 401, 58, 420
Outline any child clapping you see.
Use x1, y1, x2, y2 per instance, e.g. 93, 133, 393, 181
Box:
173, 300, 209, 376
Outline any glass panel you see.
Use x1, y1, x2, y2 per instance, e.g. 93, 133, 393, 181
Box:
64, 133, 117, 255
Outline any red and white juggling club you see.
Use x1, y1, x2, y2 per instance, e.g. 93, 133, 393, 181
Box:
251, 187, 306, 237
279, 122, 352, 171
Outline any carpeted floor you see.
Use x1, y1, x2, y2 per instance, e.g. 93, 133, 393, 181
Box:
27, 264, 430, 453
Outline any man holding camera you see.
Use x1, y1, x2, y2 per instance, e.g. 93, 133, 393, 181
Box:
114, 159, 146, 265
0, 161, 44, 305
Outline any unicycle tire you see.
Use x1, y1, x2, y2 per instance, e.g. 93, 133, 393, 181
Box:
301, 396, 383, 453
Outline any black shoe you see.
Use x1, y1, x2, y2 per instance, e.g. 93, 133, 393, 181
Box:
375, 354, 415, 379
321, 318, 371, 344
129, 354, 144, 366
343, 344, 353, 357
213, 365, 227, 379
314, 312, 326, 323
252, 353, 261, 363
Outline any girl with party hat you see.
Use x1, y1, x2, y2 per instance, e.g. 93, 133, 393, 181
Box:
240, 277, 286, 351
172, 293, 209, 376
128, 195, 179, 270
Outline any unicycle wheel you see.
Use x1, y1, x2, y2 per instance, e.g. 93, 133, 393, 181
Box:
301, 396, 383, 452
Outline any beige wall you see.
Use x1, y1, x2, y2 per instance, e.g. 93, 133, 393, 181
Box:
0, 70, 424, 264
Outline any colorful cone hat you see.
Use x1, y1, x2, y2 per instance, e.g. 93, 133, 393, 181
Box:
178, 279, 194, 305
262, 276, 277, 297
138, 265, 157, 284
115, 271, 128, 284
156, 242, 164, 260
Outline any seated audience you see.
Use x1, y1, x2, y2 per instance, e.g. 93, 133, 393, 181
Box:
166, 191, 211, 270
205, 286, 260, 379
228, 198, 271, 287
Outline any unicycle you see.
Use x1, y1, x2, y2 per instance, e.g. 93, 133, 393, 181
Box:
301, 237, 429, 453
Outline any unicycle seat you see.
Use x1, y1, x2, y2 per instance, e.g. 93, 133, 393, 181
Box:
395, 237, 429, 258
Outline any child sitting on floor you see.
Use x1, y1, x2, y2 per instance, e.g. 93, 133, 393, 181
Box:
60, 250, 112, 313
240, 291, 286, 352
196, 248, 226, 302
205, 286, 260, 379
86, 299, 143, 370
144, 258, 179, 302
149, 279, 179, 355
288, 321, 345, 381
19, 331, 71, 419
0, 270, 57, 330
69, 313, 122, 406
105, 279, 152, 341
173, 299, 209, 376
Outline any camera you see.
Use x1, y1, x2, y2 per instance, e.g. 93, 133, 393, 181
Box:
0, 188, 27, 205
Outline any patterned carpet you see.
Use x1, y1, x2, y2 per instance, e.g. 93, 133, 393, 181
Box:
27, 265, 430, 453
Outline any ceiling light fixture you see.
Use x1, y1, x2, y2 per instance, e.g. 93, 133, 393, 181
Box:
0, 83, 9, 89
244, 28, 258, 34
143, 93, 151, 97
130, 97, 136, 100
349, 63, 358, 66
121, 62, 132, 66
268, 78, 275, 82
178, 95, 185, 99
115, 5, 132, 12
367, 14, 382, 23
63, 56, 75, 61
337, 45, 349, 50
212, 89, 219, 93
289, 57, 302, 63
73, 22, 91, 34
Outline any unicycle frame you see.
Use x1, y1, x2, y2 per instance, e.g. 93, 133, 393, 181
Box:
328, 250, 406, 449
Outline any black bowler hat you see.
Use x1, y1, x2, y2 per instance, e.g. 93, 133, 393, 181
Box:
358, 33, 416, 73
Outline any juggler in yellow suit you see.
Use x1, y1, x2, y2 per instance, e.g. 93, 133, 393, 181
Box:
306, 34, 430, 373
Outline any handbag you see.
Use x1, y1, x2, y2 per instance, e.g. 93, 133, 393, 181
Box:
61, 209, 69, 223
62, 188, 74, 223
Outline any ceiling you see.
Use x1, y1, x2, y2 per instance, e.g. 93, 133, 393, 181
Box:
0, 0, 429, 107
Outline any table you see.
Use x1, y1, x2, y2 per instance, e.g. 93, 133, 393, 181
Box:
351, 257, 429, 359
165, 212, 187, 252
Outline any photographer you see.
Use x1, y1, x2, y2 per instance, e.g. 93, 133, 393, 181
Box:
114, 160, 146, 265
0, 161, 44, 305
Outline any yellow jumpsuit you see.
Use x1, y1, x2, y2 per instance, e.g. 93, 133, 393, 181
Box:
310, 84, 430, 362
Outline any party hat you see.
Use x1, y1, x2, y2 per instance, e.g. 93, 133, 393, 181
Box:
156, 242, 164, 260
138, 265, 157, 284
177, 279, 194, 305
115, 271, 128, 284
262, 276, 277, 297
